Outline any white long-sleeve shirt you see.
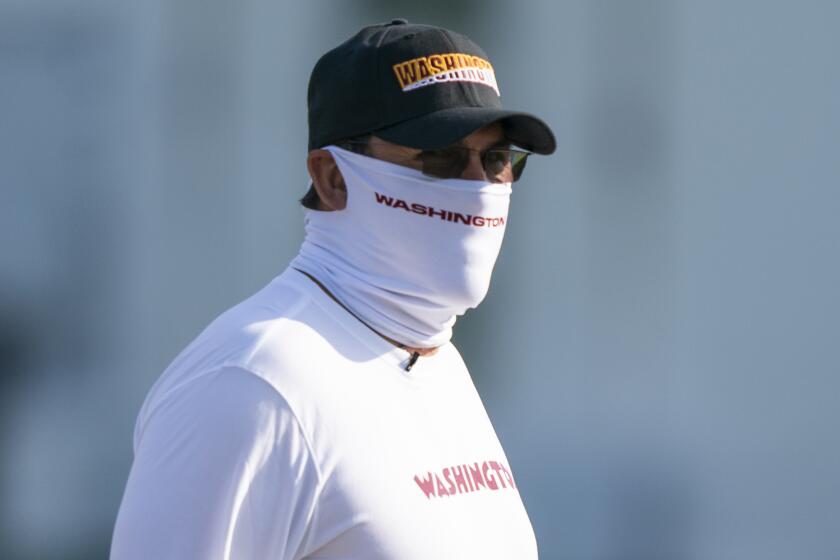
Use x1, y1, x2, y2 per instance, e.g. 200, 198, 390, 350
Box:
110, 268, 537, 559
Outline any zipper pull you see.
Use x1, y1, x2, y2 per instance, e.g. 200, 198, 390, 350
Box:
404, 351, 420, 372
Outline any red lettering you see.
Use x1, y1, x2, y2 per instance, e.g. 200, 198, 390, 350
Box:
443, 467, 457, 495
452, 212, 471, 225
416, 59, 432, 80
470, 462, 486, 490
414, 459, 514, 498
489, 461, 507, 489
483, 462, 499, 490
393, 63, 417, 89
498, 462, 516, 489
428, 55, 446, 73
452, 465, 470, 494
435, 474, 450, 496
376, 193, 505, 228
427, 207, 447, 220
374, 192, 394, 206
414, 473, 436, 499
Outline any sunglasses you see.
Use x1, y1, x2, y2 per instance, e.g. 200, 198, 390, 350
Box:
338, 139, 531, 183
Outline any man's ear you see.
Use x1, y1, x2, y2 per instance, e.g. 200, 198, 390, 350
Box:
307, 150, 347, 211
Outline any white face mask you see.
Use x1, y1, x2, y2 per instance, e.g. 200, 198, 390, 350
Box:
292, 146, 512, 349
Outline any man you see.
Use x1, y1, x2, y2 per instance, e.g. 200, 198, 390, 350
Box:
111, 19, 555, 559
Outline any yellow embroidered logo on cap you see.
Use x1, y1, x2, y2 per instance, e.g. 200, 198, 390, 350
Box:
392, 53, 500, 96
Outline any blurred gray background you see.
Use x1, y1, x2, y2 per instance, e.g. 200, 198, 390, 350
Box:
2, 0, 839, 558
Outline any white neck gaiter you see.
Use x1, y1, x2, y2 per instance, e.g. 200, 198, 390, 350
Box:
292, 146, 512, 349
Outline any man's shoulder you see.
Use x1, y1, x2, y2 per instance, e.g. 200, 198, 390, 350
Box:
142, 269, 370, 415
182, 271, 347, 369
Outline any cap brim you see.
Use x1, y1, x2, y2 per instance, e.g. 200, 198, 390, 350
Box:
374, 107, 556, 155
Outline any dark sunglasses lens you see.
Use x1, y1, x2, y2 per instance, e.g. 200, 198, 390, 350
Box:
420, 148, 530, 183
511, 152, 528, 182
483, 150, 512, 182
421, 149, 469, 179
483, 150, 529, 183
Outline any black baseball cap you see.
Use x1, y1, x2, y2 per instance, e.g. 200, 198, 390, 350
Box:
307, 19, 556, 155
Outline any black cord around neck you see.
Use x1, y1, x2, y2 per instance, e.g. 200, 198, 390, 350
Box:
294, 267, 422, 372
